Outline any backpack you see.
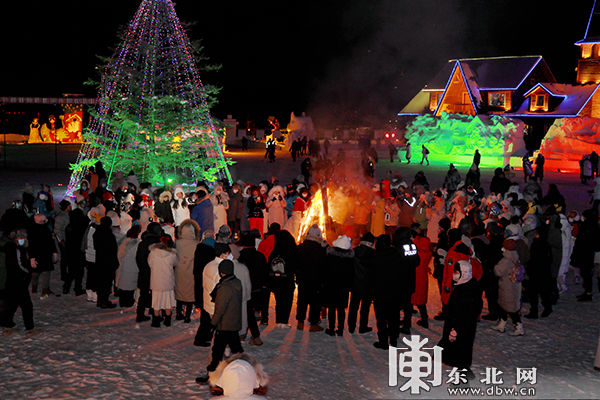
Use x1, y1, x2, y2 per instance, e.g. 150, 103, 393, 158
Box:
509, 261, 525, 283
269, 255, 287, 278
425, 148, 430, 155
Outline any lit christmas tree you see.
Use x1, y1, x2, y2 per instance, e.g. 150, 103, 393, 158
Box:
67, 0, 232, 193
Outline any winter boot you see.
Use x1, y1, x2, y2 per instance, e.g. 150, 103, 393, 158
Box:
164, 314, 172, 327
309, 324, 324, 332
491, 319, 507, 333
297, 321, 305, 330
175, 302, 184, 320
508, 322, 525, 336
86, 289, 94, 302
151, 314, 163, 328
184, 305, 193, 323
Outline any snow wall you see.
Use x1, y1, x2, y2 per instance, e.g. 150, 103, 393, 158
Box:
405, 113, 526, 167
539, 117, 600, 171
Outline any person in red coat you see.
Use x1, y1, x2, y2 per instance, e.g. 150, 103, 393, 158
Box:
410, 224, 433, 328
438, 228, 482, 320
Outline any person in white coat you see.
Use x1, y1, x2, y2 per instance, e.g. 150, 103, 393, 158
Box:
557, 213, 573, 293
171, 185, 190, 230
195, 244, 232, 347
148, 239, 179, 327
266, 185, 287, 229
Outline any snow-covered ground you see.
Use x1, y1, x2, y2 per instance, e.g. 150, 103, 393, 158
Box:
1, 144, 600, 399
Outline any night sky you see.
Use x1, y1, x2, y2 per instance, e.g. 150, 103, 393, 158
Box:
0, 0, 594, 129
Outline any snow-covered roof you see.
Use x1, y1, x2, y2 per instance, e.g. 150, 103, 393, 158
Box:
427, 56, 548, 91
576, 0, 600, 45
398, 56, 553, 116
508, 83, 600, 117
398, 90, 431, 115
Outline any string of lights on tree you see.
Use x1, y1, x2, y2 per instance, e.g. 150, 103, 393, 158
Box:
67, 0, 232, 195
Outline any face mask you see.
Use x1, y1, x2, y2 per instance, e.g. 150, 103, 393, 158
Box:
452, 272, 461, 283
82, 186, 88, 191
17, 239, 25, 246
226, 253, 234, 260
101, 183, 107, 188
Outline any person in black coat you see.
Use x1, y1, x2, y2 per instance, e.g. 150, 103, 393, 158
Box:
480, 222, 504, 321
237, 233, 268, 345
28, 214, 58, 296
267, 230, 298, 328
63, 209, 89, 295
93, 217, 119, 309
366, 234, 402, 349
323, 235, 355, 336
524, 225, 554, 318
437, 260, 480, 380
135, 222, 167, 321
295, 225, 327, 332
348, 232, 375, 334
393, 227, 420, 335
489, 168, 511, 196
571, 209, 600, 301
1, 229, 41, 337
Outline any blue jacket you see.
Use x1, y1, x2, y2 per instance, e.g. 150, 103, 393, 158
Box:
190, 197, 214, 234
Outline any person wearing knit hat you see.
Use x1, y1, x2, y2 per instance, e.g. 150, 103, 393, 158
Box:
437, 259, 480, 380
323, 236, 355, 336
196, 256, 244, 385
307, 224, 322, 240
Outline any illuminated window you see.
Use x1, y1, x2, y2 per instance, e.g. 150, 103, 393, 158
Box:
536, 95, 545, 107
489, 92, 505, 107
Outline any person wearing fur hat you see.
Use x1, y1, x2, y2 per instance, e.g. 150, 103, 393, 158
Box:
28, 213, 58, 296
426, 191, 446, 244
227, 183, 244, 238
322, 235, 355, 336
93, 217, 119, 309
196, 259, 244, 385
266, 185, 287, 230
295, 224, 327, 332
154, 190, 174, 225
207, 353, 269, 399
247, 188, 266, 239
170, 185, 190, 230
148, 236, 179, 327
491, 238, 524, 335
437, 260, 481, 380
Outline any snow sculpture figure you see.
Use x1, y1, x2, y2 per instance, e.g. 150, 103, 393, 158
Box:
287, 112, 316, 143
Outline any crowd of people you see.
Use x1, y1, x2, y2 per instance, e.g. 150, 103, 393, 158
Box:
0, 147, 598, 384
